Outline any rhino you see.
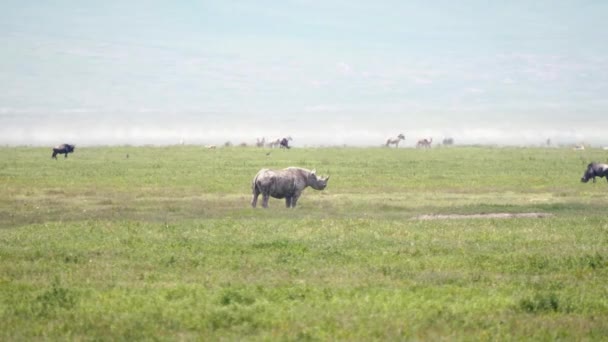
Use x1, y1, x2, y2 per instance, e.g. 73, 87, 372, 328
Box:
251, 167, 329, 208
52, 144, 75, 159
581, 162, 608, 183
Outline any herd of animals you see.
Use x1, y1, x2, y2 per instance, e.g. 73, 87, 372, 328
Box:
51, 134, 439, 159
383, 134, 442, 148
50, 136, 608, 209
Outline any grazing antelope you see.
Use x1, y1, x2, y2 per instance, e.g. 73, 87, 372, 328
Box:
416, 138, 433, 148
268, 139, 280, 148
385, 133, 405, 148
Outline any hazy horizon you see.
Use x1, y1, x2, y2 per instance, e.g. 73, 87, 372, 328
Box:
2, 1, 607, 147
2, 115, 604, 147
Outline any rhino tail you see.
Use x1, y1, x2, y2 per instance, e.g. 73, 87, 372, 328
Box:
252, 175, 258, 194
252, 171, 263, 194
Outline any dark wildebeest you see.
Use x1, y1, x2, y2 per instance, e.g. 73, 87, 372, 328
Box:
279, 136, 292, 149
581, 162, 608, 183
251, 167, 329, 208
52, 144, 75, 159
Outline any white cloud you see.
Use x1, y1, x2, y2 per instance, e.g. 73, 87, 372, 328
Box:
413, 77, 433, 85
336, 62, 353, 75
304, 104, 342, 113
465, 87, 484, 94
309, 79, 328, 88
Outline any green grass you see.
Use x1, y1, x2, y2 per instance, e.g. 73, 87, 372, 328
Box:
1, 146, 608, 340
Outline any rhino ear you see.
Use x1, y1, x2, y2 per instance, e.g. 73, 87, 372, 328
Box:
311, 169, 316, 175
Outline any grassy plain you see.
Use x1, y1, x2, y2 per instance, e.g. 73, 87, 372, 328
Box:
1, 145, 608, 340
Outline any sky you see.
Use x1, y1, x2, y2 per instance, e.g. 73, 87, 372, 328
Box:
1, 1, 607, 146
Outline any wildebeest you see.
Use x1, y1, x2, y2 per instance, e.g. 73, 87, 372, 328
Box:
385, 133, 405, 148
268, 136, 292, 148
279, 137, 292, 149
581, 162, 608, 183
52, 144, 75, 159
251, 167, 329, 208
442, 137, 454, 146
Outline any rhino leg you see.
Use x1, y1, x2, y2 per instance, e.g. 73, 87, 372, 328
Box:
262, 194, 270, 208
251, 189, 260, 208
291, 193, 302, 208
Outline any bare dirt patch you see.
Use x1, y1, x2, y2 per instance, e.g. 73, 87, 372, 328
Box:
414, 212, 554, 220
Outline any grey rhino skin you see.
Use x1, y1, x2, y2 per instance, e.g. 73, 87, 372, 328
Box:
251, 167, 329, 208
52, 144, 75, 159
581, 162, 608, 183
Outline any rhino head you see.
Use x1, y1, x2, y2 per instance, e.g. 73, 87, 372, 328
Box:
308, 169, 330, 190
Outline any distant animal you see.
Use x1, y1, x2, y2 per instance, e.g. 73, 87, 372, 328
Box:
268, 139, 281, 148
280, 136, 292, 149
442, 137, 454, 146
581, 162, 608, 183
385, 133, 405, 148
251, 167, 329, 208
256, 137, 266, 148
266, 136, 292, 149
51, 144, 75, 159
205, 145, 217, 149
416, 138, 433, 148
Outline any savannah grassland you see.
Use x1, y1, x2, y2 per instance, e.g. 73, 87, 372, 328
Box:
1, 145, 608, 341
